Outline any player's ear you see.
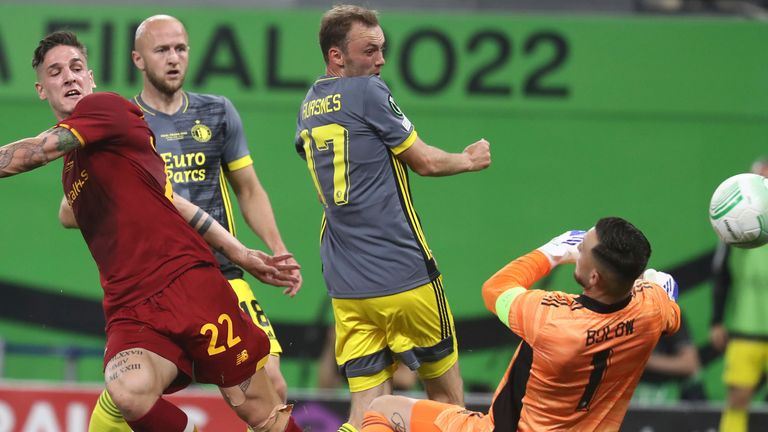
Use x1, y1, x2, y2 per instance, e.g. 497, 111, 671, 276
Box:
328, 46, 344, 67
589, 269, 601, 288
132, 50, 144, 70
35, 82, 47, 101
89, 70, 96, 89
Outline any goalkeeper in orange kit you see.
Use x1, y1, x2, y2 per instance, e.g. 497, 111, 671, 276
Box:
361, 217, 681, 432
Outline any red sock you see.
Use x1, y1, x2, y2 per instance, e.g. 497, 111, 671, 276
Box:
284, 416, 303, 432
361, 411, 393, 432
126, 397, 189, 432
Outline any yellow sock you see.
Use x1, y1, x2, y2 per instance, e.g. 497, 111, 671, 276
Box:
89, 389, 132, 432
339, 422, 359, 432
720, 408, 747, 432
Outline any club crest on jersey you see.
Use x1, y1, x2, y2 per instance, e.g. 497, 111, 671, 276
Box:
388, 95, 404, 118
191, 120, 212, 143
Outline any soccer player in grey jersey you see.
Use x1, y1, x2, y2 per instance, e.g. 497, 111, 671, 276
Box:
59, 15, 301, 432
295, 5, 491, 432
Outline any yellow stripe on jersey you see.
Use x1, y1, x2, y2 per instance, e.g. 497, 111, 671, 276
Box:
180, 91, 190, 113
219, 167, 237, 236
227, 155, 254, 172
391, 130, 418, 155
389, 154, 433, 260
57, 124, 86, 147
314, 76, 340, 84
320, 213, 327, 244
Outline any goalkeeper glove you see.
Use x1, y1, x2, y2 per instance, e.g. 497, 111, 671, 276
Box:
537, 230, 586, 267
641, 268, 679, 302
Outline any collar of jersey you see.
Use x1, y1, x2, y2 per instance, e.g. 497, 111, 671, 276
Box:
133, 91, 189, 117
575, 294, 632, 314
315, 75, 340, 84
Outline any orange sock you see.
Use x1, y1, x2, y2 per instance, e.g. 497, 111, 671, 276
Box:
361, 411, 393, 432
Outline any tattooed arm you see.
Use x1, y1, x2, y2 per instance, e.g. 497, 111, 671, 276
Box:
0, 127, 80, 178
172, 194, 301, 292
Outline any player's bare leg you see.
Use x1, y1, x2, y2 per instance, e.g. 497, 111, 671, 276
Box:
105, 348, 177, 420
105, 348, 197, 431
221, 367, 300, 431
346, 379, 393, 429
421, 363, 464, 406
265, 355, 288, 402
364, 395, 415, 431
720, 386, 754, 432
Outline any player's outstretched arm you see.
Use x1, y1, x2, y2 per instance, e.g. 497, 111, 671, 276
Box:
481, 230, 584, 318
397, 136, 490, 177
0, 127, 80, 178
173, 194, 301, 292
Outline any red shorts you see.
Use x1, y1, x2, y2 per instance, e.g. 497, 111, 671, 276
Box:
104, 265, 269, 393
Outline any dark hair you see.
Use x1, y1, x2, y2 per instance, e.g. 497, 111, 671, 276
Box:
592, 217, 651, 286
32, 31, 87, 70
319, 4, 379, 63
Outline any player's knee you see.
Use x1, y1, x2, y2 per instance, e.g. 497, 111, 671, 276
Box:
105, 384, 156, 420
105, 372, 160, 419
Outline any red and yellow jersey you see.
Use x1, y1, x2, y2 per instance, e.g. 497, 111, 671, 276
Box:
58, 92, 217, 318
485, 251, 681, 432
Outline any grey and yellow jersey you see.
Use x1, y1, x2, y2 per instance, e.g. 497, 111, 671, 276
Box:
134, 92, 251, 279
295, 75, 439, 299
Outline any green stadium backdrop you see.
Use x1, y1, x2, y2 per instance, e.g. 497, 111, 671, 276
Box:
0, 5, 766, 401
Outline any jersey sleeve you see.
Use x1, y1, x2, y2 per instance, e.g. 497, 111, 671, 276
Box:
640, 280, 682, 336
58, 93, 134, 147
294, 116, 307, 160
363, 77, 417, 154
507, 290, 549, 345
220, 97, 253, 172
482, 250, 552, 316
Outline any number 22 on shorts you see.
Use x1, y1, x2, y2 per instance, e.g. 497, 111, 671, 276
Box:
200, 313, 242, 356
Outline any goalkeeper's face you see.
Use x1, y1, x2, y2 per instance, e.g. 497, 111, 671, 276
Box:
573, 228, 598, 289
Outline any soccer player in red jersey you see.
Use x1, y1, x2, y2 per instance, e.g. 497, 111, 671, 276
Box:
0, 31, 302, 432
361, 217, 681, 432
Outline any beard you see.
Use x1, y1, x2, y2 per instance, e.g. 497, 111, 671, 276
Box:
573, 270, 587, 289
146, 68, 185, 96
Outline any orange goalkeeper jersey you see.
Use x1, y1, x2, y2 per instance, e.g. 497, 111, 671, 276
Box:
483, 251, 681, 432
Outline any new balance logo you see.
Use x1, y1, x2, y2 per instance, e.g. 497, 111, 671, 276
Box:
236, 349, 249, 365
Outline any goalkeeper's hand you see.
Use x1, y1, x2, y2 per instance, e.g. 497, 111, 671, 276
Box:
537, 229, 586, 268
641, 268, 679, 302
